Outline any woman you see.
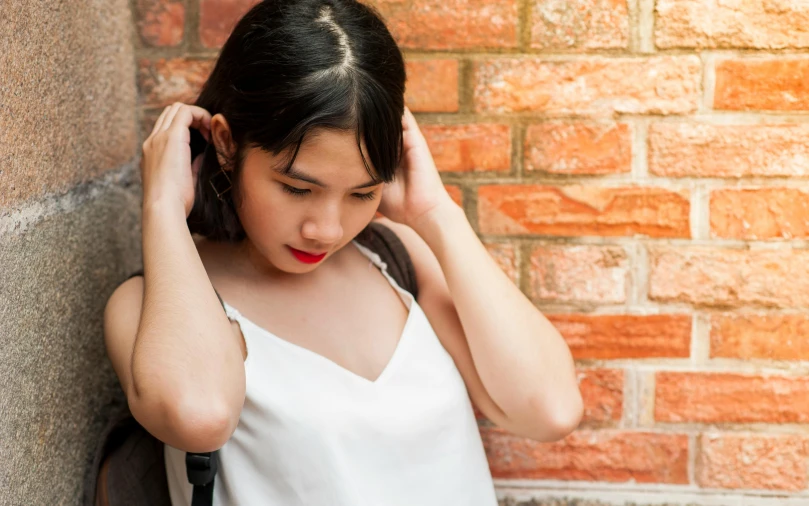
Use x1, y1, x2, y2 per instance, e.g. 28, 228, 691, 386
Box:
103, 1, 583, 504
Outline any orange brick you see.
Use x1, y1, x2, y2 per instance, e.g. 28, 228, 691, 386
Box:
648, 123, 809, 178
528, 245, 628, 304
531, 0, 628, 50
138, 58, 215, 108
711, 313, 809, 360
655, 372, 809, 423
715, 58, 809, 111
656, 0, 809, 49
422, 124, 510, 173
367, 0, 518, 50
481, 428, 689, 484
405, 60, 459, 113
478, 185, 690, 238
649, 247, 809, 308
711, 188, 809, 240
199, 0, 259, 48
474, 57, 701, 115
549, 314, 692, 359
525, 122, 632, 175
444, 184, 462, 207
136, 0, 185, 47
483, 242, 518, 284
578, 369, 623, 424
697, 433, 809, 491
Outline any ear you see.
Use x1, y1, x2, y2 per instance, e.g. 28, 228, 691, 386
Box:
210, 113, 237, 170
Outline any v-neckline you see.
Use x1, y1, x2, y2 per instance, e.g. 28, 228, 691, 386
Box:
225, 298, 415, 386
221, 241, 415, 386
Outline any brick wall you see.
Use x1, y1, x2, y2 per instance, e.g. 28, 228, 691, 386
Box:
134, 1, 809, 504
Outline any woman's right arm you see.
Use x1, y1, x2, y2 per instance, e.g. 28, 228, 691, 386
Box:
103, 103, 245, 453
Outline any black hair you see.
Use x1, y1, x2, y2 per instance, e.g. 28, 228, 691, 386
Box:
187, 0, 406, 241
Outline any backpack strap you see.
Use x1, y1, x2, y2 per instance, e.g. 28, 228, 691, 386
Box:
356, 222, 419, 300
126, 270, 220, 506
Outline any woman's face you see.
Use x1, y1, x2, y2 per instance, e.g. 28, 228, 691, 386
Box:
234, 128, 384, 274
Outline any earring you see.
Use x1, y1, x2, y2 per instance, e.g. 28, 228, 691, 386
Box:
209, 169, 232, 201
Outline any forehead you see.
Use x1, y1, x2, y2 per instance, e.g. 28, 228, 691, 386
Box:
288, 128, 377, 182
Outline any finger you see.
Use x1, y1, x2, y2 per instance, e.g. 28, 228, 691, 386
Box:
160, 103, 183, 132
150, 105, 172, 137
169, 105, 213, 139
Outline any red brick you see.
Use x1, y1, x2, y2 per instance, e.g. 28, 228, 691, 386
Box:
528, 245, 628, 304
484, 242, 518, 284
367, 0, 518, 50
715, 58, 809, 111
656, 0, 809, 49
199, 0, 259, 48
482, 428, 689, 484
531, 0, 628, 51
444, 185, 462, 207
697, 433, 809, 491
478, 185, 690, 238
422, 124, 510, 173
549, 314, 692, 359
655, 372, 809, 424
525, 123, 632, 175
136, 0, 185, 47
474, 57, 701, 115
649, 123, 809, 178
138, 58, 215, 108
578, 369, 623, 424
405, 60, 459, 113
711, 313, 809, 361
649, 247, 809, 308
711, 188, 809, 240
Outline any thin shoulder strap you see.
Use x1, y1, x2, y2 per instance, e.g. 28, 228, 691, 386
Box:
126, 270, 220, 506
356, 222, 419, 300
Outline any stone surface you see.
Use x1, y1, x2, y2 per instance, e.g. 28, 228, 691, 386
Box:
0, 0, 138, 209
0, 187, 143, 504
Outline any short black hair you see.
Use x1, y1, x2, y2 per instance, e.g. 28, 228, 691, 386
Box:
187, 0, 406, 241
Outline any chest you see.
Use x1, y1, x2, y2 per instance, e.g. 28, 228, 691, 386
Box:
224, 258, 410, 382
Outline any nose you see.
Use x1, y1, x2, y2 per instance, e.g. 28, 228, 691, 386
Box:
300, 208, 343, 247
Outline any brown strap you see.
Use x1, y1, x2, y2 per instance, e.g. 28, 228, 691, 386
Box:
356, 222, 419, 300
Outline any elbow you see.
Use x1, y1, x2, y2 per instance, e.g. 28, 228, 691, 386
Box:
519, 389, 584, 443
165, 396, 240, 452
129, 390, 240, 452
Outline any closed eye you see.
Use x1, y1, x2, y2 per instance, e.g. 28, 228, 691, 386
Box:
352, 191, 377, 202
282, 184, 310, 197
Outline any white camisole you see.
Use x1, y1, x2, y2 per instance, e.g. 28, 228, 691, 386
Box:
165, 242, 498, 505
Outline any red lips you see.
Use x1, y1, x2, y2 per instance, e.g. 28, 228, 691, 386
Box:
287, 246, 327, 264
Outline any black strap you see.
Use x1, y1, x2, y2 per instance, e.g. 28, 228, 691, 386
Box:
187, 452, 218, 506
126, 270, 221, 506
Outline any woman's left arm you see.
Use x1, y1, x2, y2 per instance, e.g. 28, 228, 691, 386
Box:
379, 110, 583, 442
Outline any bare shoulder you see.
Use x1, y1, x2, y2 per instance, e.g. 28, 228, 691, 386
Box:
103, 275, 145, 393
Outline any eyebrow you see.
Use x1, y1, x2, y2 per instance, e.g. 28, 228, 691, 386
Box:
278, 165, 381, 190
